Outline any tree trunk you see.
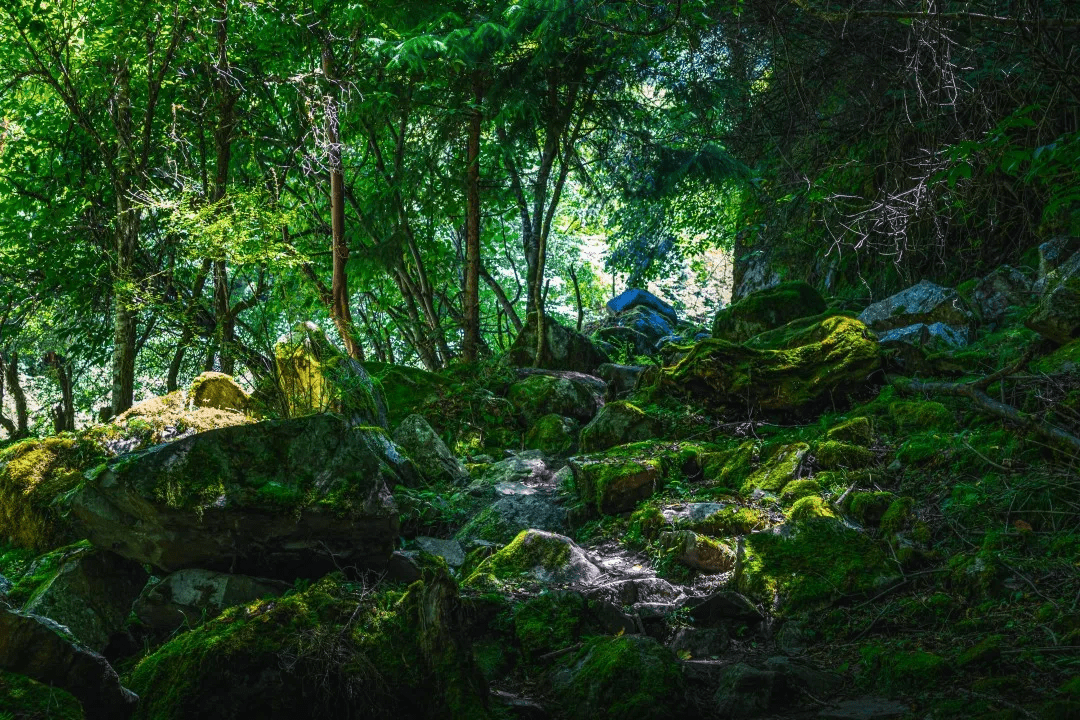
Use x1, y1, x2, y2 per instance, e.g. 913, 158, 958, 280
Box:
211, 0, 237, 375
110, 57, 139, 416
43, 352, 76, 432
461, 75, 483, 363
0, 352, 29, 439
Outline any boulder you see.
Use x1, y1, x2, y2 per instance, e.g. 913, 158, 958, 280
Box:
972, 265, 1033, 324
551, 635, 685, 720
1036, 235, 1080, 289
457, 482, 568, 545
712, 663, 789, 718
505, 314, 611, 374
687, 590, 763, 624
671, 627, 729, 659
858, 280, 973, 337
661, 530, 736, 573
595, 325, 653, 357
713, 281, 828, 343
764, 656, 842, 696
606, 289, 679, 325
524, 414, 578, 456
585, 577, 684, 609
23, 546, 148, 652
818, 698, 910, 720
473, 450, 566, 488
414, 537, 466, 568
743, 443, 809, 495
507, 372, 604, 424
595, 363, 646, 400
188, 372, 249, 413
1027, 250, 1080, 344
133, 569, 291, 634
393, 414, 470, 485
0, 606, 138, 719
877, 322, 969, 351
579, 401, 661, 453
661, 316, 880, 414
464, 530, 603, 588
0, 573, 9, 597
571, 455, 663, 515
363, 361, 449, 426
272, 321, 387, 427
69, 415, 408, 579
598, 306, 677, 355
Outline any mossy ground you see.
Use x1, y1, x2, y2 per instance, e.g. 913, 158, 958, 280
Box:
0, 670, 83, 720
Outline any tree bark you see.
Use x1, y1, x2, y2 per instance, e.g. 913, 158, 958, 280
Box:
0, 352, 29, 439
461, 74, 483, 363
110, 58, 139, 416
211, 0, 237, 375
43, 352, 76, 432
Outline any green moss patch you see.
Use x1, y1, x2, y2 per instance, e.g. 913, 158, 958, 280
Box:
712, 281, 828, 343
815, 441, 875, 470
741, 443, 808, 495
0, 670, 83, 720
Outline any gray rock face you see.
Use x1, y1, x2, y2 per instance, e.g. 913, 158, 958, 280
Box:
595, 363, 646, 400
69, 416, 405, 579
586, 577, 684, 609
688, 590, 763, 624
671, 627, 729, 659
579, 401, 661, 453
606, 288, 679, 325
133, 569, 290, 634
713, 662, 789, 718
415, 537, 466, 568
972, 265, 1032, 323
1037, 236, 1080, 288
457, 485, 568, 544
506, 314, 611, 374
393, 414, 470, 485
0, 606, 138, 719
661, 531, 736, 573
1027, 250, 1080, 344
598, 305, 677, 356
877, 322, 969, 350
23, 547, 147, 652
507, 372, 604, 424
858, 280, 973, 338
0, 573, 10, 597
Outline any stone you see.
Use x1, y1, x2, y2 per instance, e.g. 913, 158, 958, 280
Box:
272, 321, 388, 428
507, 372, 604, 423
671, 627, 729, 658
571, 455, 663, 515
188, 372, 249, 413
464, 530, 603, 588
599, 305, 677, 353
818, 698, 910, 719
133, 569, 290, 634
385, 551, 424, 584
505, 314, 611, 375
1036, 236, 1080, 289
764, 656, 842, 695
456, 490, 567, 545
596, 325, 653, 357
972, 265, 1033, 323
687, 590, 763, 624
858, 280, 973, 337
662, 316, 880, 415
732, 249, 782, 301
579, 401, 661, 453
1027, 250, 1080, 344
595, 363, 646, 400
713, 281, 828, 343
743, 443, 809, 495
585, 577, 685, 609
775, 620, 809, 656
414, 537, 466, 568
0, 573, 10, 597
23, 547, 148, 652
363, 361, 449, 427
826, 417, 873, 446
877, 322, 969, 351
606, 288, 679, 325
0, 606, 138, 719
393, 414, 470, 485
475, 450, 566, 488
524, 414, 578, 456
69, 415, 408, 579
713, 663, 789, 718
551, 635, 685, 720
661, 530, 736, 573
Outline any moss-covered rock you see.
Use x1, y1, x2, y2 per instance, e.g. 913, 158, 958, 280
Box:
578, 401, 661, 454
825, 417, 873, 446
847, 492, 894, 527
506, 373, 602, 424
188, 372, 249, 413
513, 591, 588, 659
787, 496, 835, 523
662, 502, 768, 537
859, 644, 952, 691
662, 316, 880, 415
661, 530, 736, 573
463, 530, 601, 590
0, 669, 84, 720
571, 455, 663, 515
551, 635, 685, 720
780, 479, 822, 506
125, 571, 490, 720
700, 442, 758, 491
741, 443, 808, 495
393, 414, 470, 485
505, 314, 610, 374
712, 281, 827, 343
1031, 338, 1080, 374
888, 400, 956, 432
523, 414, 577, 455
814, 441, 875, 470
1026, 252, 1080, 344
455, 492, 567, 545
364, 361, 449, 427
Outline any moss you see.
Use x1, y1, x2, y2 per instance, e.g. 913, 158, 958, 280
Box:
741, 443, 808, 495
628, 505, 665, 542
463, 530, 573, 589
0, 670, 84, 720
4, 540, 92, 607
737, 519, 893, 611
513, 592, 586, 659
958, 635, 1003, 668
788, 496, 835, 522
695, 505, 768, 536
700, 441, 757, 491
888, 400, 956, 432
825, 417, 873, 446
573, 456, 663, 515
815, 441, 875, 470
848, 492, 895, 527
578, 402, 660, 454
1031, 338, 1080, 374
780, 479, 821, 505
712, 281, 828, 342
188, 372, 249, 413
859, 645, 952, 691
554, 636, 685, 720
364, 361, 448, 427
523, 414, 576, 455
880, 497, 915, 533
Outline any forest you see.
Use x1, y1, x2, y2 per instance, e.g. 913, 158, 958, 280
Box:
0, 0, 1078, 718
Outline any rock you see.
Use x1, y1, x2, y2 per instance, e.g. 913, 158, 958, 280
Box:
598, 305, 677, 354
596, 325, 653, 357
414, 537, 466, 568
595, 363, 646, 400
671, 627, 729, 658
0, 573, 10, 597
385, 551, 424, 584
662, 316, 880, 415
713, 663, 789, 718
814, 441, 875, 470
188, 372, 249, 413
826, 417, 873, 446
661, 530, 736, 573
571, 455, 663, 515
506, 314, 611, 375
877, 322, 970, 350
23, 547, 147, 652
393, 414, 470, 485
524, 414, 578, 455
818, 698, 910, 719
972, 265, 1033, 324
1036, 235, 1080, 289
491, 690, 550, 720
606, 288, 679, 325
743, 443, 809, 495
1027, 250, 1080, 344
713, 281, 828, 343
69, 415, 408, 579
775, 620, 809, 655
133, 569, 290, 634
687, 590, 763, 624
272, 321, 388, 428
586, 577, 685, 608
733, 249, 782, 301
464, 530, 603, 588
507, 372, 604, 423
0, 606, 138, 719
858, 280, 973, 337
764, 656, 842, 695
456, 489, 567, 545
475, 450, 565, 488
551, 635, 685, 720
363, 361, 449, 426
579, 401, 661, 453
